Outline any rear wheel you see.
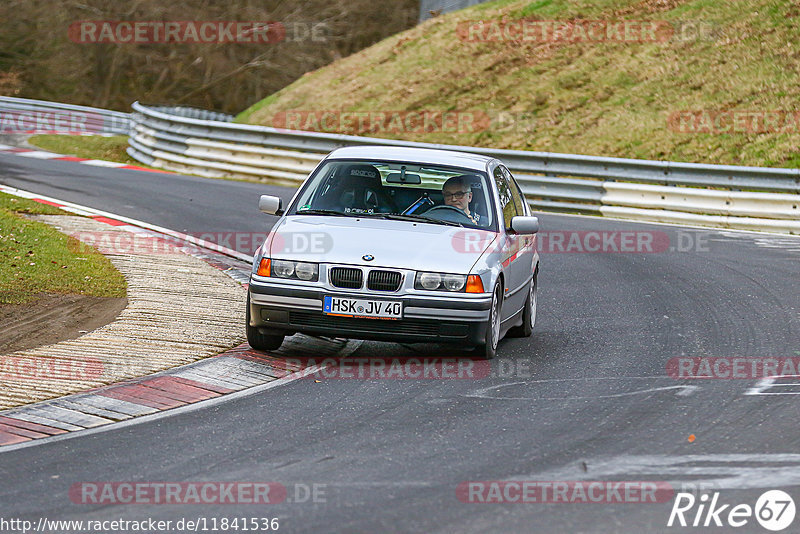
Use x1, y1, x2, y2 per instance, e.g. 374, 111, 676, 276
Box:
478, 282, 503, 360
508, 272, 537, 338
246, 294, 285, 351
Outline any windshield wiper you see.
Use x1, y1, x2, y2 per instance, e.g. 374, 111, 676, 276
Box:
295, 209, 350, 216
296, 210, 466, 228
367, 213, 466, 227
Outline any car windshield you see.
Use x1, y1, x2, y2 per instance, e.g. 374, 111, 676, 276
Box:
289, 159, 496, 230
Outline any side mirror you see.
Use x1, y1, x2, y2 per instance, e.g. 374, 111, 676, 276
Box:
259, 195, 283, 215
510, 216, 539, 234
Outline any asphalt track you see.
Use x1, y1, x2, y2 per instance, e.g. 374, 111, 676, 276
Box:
1, 152, 799, 533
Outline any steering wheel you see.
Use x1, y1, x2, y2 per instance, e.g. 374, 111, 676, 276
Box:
423, 205, 474, 224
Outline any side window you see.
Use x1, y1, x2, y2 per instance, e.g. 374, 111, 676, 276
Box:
493, 166, 515, 230
501, 167, 526, 216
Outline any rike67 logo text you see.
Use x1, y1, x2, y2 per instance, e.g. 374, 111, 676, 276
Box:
668, 490, 795, 531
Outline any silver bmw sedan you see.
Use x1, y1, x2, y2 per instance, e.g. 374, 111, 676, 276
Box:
247, 145, 539, 359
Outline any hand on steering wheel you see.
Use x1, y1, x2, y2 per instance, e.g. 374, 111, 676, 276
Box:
424, 205, 474, 223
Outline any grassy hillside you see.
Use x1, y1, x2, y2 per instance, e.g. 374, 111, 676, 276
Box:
238, 0, 800, 168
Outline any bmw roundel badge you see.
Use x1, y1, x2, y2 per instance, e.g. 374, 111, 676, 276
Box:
362, 254, 374, 261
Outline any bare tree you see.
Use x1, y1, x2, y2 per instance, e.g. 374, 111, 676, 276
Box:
0, 0, 418, 112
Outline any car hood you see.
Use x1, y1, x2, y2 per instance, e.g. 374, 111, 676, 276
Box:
267, 215, 496, 273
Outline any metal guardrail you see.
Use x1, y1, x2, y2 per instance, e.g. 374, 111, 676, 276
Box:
128, 102, 800, 233
0, 96, 130, 135
145, 105, 234, 123
419, 0, 492, 22
2, 96, 793, 232
4, 96, 792, 233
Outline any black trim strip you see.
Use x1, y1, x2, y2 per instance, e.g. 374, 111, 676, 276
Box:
249, 281, 492, 310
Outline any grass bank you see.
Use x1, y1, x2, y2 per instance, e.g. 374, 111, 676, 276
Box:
27, 135, 136, 164
0, 193, 127, 305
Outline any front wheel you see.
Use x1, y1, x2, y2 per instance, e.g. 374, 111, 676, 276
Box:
246, 294, 285, 351
507, 273, 537, 338
477, 282, 503, 360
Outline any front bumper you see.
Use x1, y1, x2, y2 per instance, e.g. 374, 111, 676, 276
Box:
248, 278, 492, 345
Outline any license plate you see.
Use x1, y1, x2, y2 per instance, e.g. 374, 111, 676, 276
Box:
323, 296, 402, 320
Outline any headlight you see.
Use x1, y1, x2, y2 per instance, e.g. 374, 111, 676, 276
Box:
418, 272, 441, 290
295, 262, 318, 281
272, 260, 295, 278
415, 272, 467, 292
259, 259, 319, 282
442, 274, 466, 292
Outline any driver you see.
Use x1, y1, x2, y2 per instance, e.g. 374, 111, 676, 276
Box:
442, 175, 480, 225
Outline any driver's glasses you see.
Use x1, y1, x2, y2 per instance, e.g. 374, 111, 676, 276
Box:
443, 190, 468, 200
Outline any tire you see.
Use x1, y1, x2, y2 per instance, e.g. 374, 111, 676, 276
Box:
508, 273, 537, 338
478, 282, 503, 360
246, 294, 285, 351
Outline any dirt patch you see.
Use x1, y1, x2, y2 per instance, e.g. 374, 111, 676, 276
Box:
0, 293, 127, 354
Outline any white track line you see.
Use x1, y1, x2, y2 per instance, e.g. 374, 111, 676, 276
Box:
0, 184, 253, 263
14, 150, 64, 159
79, 159, 127, 167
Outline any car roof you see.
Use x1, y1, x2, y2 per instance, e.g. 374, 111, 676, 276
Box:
325, 145, 495, 172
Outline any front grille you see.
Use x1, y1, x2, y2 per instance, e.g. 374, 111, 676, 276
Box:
330, 267, 363, 289
367, 270, 402, 292
290, 311, 441, 336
